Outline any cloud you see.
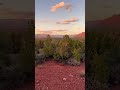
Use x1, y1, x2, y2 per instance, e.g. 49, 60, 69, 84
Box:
51, 2, 64, 12
56, 21, 70, 24
51, 2, 72, 12
56, 17, 79, 24
51, 29, 67, 32
35, 29, 67, 35
64, 3, 72, 12
39, 19, 56, 23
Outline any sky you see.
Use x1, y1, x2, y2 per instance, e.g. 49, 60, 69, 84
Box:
86, 0, 120, 21
35, 0, 85, 35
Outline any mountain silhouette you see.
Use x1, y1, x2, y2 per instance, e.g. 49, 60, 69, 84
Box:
86, 14, 120, 31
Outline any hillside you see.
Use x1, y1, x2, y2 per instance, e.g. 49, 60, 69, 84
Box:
86, 14, 120, 30
35, 34, 74, 39
0, 19, 34, 31
74, 32, 85, 39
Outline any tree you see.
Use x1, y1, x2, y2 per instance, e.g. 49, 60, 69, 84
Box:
43, 35, 53, 57
56, 35, 72, 60
72, 48, 81, 61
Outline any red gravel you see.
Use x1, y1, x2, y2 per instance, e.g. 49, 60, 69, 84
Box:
35, 60, 85, 90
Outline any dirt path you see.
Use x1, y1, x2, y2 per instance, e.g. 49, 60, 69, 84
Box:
35, 60, 85, 90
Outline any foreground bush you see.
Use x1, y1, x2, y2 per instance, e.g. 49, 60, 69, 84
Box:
35, 34, 85, 65
66, 58, 80, 66
86, 31, 120, 88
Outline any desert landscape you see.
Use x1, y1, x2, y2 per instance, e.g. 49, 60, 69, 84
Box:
35, 33, 85, 90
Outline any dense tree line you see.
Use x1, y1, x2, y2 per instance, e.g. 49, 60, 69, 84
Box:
35, 35, 85, 65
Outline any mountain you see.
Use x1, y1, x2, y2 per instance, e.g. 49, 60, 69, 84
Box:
35, 34, 64, 39
100, 15, 120, 29
86, 14, 120, 31
35, 34, 74, 39
35, 32, 85, 40
74, 32, 85, 38
35, 34, 48, 39
74, 32, 85, 41
0, 19, 34, 31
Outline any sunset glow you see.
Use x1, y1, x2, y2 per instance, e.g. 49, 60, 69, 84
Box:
35, 0, 85, 35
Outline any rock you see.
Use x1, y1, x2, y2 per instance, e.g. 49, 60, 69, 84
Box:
65, 85, 68, 87
63, 78, 67, 81
46, 87, 48, 89
80, 70, 85, 77
36, 80, 40, 83
69, 74, 74, 77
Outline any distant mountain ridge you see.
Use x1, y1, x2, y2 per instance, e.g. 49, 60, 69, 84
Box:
35, 32, 85, 40
0, 19, 34, 31
35, 34, 75, 39
86, 14, 120, 30
74, 32, 85, 39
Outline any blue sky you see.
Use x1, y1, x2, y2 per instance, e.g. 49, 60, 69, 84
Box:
35, 0, 85, 35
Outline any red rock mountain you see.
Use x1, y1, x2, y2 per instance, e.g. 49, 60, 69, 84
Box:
86, 14, 120, 30
74, 32, 85, 41
100, 15, 120, 29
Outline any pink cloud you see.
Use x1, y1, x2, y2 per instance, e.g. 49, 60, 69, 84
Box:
56, 17, 79, 24
51, 2, 65, 12
35, 29, 67, 35
51, 2, 72, 12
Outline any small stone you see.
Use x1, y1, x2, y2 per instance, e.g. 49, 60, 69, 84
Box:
63, 78, 67, 81
65, 85, 68, 87
69, 74, 73, 77
36, 80, 40, 83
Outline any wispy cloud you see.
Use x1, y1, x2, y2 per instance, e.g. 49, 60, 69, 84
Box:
56, 17, 79, 24
35, 29, 67, 35
38, 19, 56, 23
51, 2, 72, 12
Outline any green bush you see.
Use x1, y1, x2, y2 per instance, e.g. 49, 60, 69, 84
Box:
72, 48, 81, 61
86, 31, 120, 88
35, 34, 85, 64
43, 35, 54, 57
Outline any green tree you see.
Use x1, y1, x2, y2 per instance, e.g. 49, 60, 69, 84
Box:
72, 48, 81, 61
43, 35, 53, 57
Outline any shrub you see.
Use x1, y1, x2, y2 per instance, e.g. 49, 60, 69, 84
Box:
35, 34, 85, 64
43, 35, 54, 57
72, 48, 81, 61
67, 58, 80, 66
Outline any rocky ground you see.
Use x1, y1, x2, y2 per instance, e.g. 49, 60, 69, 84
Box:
35, 60, 85, 90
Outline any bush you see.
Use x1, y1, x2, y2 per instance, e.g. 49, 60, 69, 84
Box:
43, 35, 54, 57
0, 52, 10, 68
67, 58, 80, 66
72, 48, 81, 61
86, 31, 120, 88
35, 34, 85, 64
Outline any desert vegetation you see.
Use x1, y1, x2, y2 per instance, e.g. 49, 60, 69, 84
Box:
35, 34, 85, 66
86, 30, 120, 89
35, 34, 85, 90
0, 20, 34, 89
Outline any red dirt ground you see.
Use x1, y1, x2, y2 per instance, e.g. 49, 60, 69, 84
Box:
35, 60, 85, 90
